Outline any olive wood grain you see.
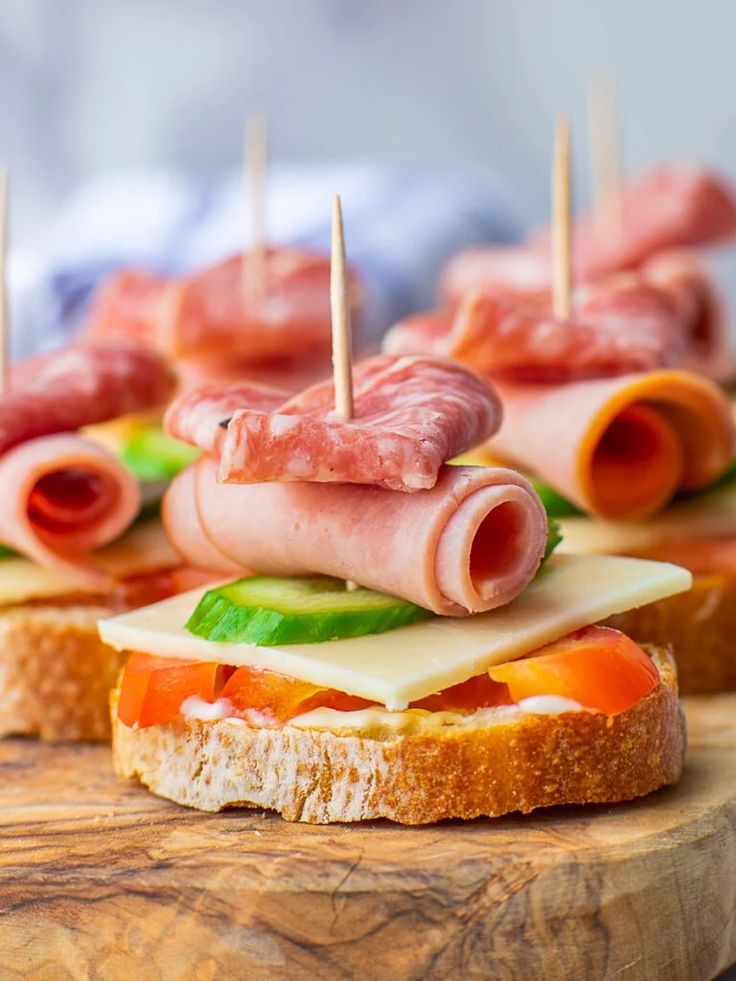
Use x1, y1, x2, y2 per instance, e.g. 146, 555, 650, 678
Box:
0, 695, 735, 980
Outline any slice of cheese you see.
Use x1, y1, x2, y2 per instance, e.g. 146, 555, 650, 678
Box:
559, 483, 736, 556
99, 554, 691, 710
0, 520, 181, 607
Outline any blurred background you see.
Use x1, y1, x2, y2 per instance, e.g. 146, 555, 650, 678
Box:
2, 0, 735, 353
3, 0, 735, 239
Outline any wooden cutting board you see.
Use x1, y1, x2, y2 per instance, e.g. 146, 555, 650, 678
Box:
1, 695, 735, 981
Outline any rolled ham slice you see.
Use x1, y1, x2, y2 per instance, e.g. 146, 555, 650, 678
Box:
162, 457, 548, 615
173, 355, 503, 492
486, 370, 735, 521
0, 434, 141, 585
85, 248, 362, 363
384, 278, 686, 382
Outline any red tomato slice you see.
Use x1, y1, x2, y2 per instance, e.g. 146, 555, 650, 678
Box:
488, 625, 659, 715
221, 665, 372, 723
411, 673, 512, 712
117, 652, 230, 729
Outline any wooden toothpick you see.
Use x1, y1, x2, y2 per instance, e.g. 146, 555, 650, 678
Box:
588, 73, 623, 237
330, 194, 354, 420
243, 114, 268, 301
331, 194, 357, 590
0, 170, 8, 394
552, 114, 572, 320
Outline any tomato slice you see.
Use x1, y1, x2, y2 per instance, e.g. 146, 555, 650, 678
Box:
412, 673, 512, 712
117, 625, 657, 729
221, 665, 372, 723
117, 652, 230, 729
488, 625, 659, 715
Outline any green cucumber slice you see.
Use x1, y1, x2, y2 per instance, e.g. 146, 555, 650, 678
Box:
185, 576, 432, 645
532, 479, 582, 518
121, 425, 200, 482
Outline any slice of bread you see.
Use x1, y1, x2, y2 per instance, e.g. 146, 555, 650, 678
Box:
111, 646, 684, 824
0, 603, 123, 741
609, 574, 736, 695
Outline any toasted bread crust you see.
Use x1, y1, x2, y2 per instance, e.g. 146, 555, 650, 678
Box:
0, 604, 122, 741
609, 574, 736, 694
111, 647, 684, 824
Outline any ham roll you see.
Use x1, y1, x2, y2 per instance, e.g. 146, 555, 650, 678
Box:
162, 458, 548, 616
487, 370, 735, 521
86, 248, 362, 363
0, 434, 141, 584
0, 342, 174, 580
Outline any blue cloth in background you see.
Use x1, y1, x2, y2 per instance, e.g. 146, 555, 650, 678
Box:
10, 163, 524, 361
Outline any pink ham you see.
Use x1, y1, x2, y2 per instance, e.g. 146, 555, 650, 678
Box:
171, 355, 503, 492
384, 278, 686, 382
162, 457, 547, 615
0, 434, 140, 584
0, 342, 174, 582
3, 342, 175, 455
85, 248, 363, 363
486, 370, 735, 520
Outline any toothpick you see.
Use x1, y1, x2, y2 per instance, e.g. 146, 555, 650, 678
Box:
330, 194, 354, 420
552, 114, 572, 320
330, 194, 358, 591
243, 114, 268, 301
588, 73, 623, 237
0, 170, 8, 394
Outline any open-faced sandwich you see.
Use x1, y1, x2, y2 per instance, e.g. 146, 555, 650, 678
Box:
387, 200, 736, 694
99, 354, 691, 823
0, 341, 215, 741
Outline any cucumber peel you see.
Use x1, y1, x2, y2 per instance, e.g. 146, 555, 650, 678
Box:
186, 576, 432, 645
532, 479, 582, 518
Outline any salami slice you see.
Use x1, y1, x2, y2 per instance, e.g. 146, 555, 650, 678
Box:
85, 248, 362, 363
385, 278, 686, 382
2, 342, 175, 455
441, 245, 552, 308
486, 370, 735, 520
164, 382, 290, 454
162, 457, 547, 616
184, 355, 503, 492
642, 248, 736, 383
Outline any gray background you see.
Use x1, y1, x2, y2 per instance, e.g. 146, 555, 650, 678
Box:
1, 0, 735, 241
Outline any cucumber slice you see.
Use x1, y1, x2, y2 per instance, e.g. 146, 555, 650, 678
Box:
185, 576, 432, 645
121, 425, 200, 482
532, 480, 582, 518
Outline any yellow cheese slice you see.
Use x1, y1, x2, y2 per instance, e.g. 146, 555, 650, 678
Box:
0, 520, 180, 607
99, 554, 691, 710
559, 483, 736, 556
